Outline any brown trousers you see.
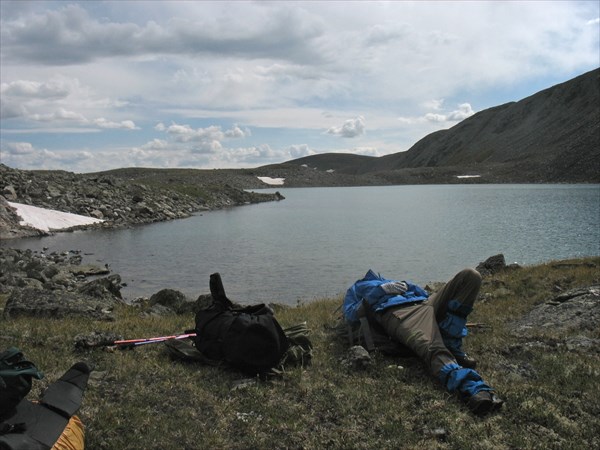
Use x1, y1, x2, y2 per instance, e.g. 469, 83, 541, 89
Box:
378, 268, 482, 378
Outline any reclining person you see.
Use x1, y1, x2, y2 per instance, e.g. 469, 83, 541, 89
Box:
343, 268, 503, 416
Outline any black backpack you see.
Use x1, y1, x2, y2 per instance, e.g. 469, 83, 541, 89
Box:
1, 348, 91, 450
0, 348, 43, 421
194, 273, 289, 375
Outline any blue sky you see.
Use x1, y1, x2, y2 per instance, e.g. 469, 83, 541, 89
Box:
1, 1, 598, 173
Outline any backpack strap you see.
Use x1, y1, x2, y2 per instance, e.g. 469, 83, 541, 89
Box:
40, 362, 91, 418
358, 317, 376, 352
209, 273, 234, 309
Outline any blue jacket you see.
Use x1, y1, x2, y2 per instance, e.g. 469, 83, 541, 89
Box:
343, 270, 429, 323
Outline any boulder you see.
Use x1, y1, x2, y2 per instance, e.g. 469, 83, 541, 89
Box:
3, 287, 116, 320
74, 331, 124, 349
476, 254, 506, 276
78, 274, 123, 300
149, 288, 191, 314
510, 285, 600, 336
341, 345, 373, 370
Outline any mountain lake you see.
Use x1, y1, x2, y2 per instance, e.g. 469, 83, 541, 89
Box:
2, 184, 599, 305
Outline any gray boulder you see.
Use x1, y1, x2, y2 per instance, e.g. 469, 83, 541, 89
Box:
78, 274, 123, 300
3, 287, 116, 320
148, 288, 197, 315
341, 345, 373, 370
511, 285, 600, 336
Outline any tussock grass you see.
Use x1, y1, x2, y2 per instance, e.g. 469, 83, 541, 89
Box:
1, 257, 599, 449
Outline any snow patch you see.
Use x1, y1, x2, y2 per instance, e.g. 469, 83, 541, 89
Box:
257, 176, 285, 186
7, 202, 104, 232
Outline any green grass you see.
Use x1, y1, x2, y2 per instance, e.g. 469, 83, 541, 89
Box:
2, 257, 599, 449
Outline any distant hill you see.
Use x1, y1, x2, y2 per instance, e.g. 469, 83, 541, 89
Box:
282, 68, 600, 183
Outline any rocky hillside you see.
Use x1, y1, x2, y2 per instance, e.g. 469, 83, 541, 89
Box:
286, 68, 600, 183
0, 164, 283, 239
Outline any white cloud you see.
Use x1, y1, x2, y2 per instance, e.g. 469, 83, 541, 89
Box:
92, 118, 138, 130
2, 141, 36, 155
0, 79, 71, 98
161, 122, 248, 144
446, 103, 475, 121
0, 3, 326, 66
30, 108, 87, 122
288, 144, 315, 159
405, 102, 476, 124
326, 116, 366, 138
141, 139, 169, 151
0, 1, 598, 172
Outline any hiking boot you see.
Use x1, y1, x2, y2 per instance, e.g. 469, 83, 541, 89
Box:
467, 391, 504, 416
455, 353, 477, 369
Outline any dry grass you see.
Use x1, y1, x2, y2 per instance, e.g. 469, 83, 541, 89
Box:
1, 257, 599, 449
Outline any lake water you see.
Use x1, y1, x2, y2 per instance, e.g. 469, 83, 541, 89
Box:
3, 184, 599, 305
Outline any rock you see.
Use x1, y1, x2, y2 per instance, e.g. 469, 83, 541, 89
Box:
68, 264, 110, 277
511, 285, 600, 336
195, 294, 215, 311
149, 288, 190, 314
2, 185, 17, 201
341, 345, 373, 370
564, 336, 600, 353
476, 254, 507, 276
78, 274, 123, 300
3, 287, 116, 320
74, 331, 124, 349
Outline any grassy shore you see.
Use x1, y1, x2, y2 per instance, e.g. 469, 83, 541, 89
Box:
2, 257, 599, 449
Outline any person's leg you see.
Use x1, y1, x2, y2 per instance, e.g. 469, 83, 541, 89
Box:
426, 269, 482, 366
378, 304, 455, 378
426, 268, 482, 321
379, 303, 502, 415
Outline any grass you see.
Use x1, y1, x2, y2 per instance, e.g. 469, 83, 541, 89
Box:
1, 257, 599, 449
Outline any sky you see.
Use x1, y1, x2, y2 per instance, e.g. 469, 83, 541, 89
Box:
1, 1, 599, 173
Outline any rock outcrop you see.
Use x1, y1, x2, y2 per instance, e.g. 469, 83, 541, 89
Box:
0, 247, 124, 319
510, 285, 600, 335
0, 164, 283, 238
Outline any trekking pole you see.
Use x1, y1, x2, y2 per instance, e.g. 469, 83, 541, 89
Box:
113, 333, 197, 348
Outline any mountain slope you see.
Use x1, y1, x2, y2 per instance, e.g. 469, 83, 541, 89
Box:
283, 68, 600, 183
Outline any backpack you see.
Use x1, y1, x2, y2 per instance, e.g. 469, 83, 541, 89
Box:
339, 299, 416, 357
193, 273, 289, 375
0, 347, 43, 420
0, 349, 91, 450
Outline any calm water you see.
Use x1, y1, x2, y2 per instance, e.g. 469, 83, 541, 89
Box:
3, 185, 599, 305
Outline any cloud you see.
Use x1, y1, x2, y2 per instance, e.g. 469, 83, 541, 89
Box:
161, 122, 248, 143
1, 77, 138, 130
2, 141, 36, 155
288, 144, 315, 159
402, 102, 476, 124
0, 79, 72, 98
326, 116, 365, 138
0, 3, 325, 66
1, 1, 598, 173
30, 108, 87, 122
92, 118, 138, 130
446, 103, 475, 121
141, 139, 169, 151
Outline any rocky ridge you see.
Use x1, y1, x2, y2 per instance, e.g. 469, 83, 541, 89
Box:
0, 164, 283, 239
